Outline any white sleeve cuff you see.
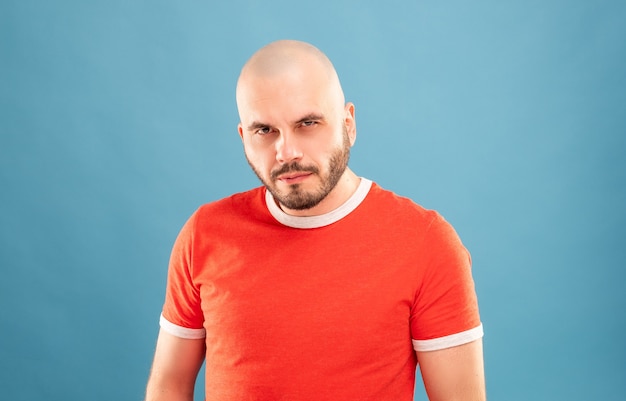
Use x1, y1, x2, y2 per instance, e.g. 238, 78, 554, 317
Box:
159, 314, 206, 339
412, 323, 484, 352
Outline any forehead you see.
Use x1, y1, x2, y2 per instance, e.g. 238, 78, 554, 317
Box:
238, 73, 335, 124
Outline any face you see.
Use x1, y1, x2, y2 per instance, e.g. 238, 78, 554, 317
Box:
246, 126, 351, 211
237, 70, 356, 214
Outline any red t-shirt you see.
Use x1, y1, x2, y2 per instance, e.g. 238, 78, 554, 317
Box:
161, 179, 482, 400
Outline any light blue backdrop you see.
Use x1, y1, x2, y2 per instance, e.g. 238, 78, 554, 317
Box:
1, 1, 624, 400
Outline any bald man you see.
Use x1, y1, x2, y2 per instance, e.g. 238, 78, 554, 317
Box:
145, 40, 485, 401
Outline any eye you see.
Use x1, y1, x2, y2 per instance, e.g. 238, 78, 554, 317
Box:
301, 120, 317, 128
255, 126, 273, 136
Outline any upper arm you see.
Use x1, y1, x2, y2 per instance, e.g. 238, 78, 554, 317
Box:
416, 338, 485, 401
145, 329, 206, 401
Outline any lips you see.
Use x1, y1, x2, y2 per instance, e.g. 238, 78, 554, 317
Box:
271, 162, 319, 182
277, 172, 313, 184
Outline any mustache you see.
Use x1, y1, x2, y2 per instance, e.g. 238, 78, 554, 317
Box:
270, 162, 319, 180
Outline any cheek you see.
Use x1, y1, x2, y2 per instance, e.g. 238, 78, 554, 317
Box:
307, 130, 343, 158
244, 141, 274, 169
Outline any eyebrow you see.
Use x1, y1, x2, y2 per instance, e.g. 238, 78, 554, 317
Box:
246, 121, 270, 132
294, 113, 325, 125
246, 113, 326, 132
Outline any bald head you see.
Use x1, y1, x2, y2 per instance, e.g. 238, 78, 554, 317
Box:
236, 40, 346, 115
235, 40, 358, 215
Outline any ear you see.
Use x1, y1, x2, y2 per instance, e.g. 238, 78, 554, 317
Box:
238, 123, 244, 141
344, 102, 357, 146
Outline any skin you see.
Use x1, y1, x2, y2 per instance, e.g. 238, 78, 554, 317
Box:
145, 330, 205, 401
145, 40, 486, 400
418, 340, 486, 400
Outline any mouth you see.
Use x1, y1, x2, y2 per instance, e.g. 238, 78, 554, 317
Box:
276, 172, 314, 185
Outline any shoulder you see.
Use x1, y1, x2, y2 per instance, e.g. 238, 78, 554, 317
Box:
365, 182, 441, 224
194, 186, 265, 218
362, 182, 465, 248
175, 187, 269, 236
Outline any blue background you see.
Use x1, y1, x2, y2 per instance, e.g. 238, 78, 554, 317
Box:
1, 1, 625, 400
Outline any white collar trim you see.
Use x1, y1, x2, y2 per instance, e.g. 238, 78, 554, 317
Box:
265, 178, 372, 229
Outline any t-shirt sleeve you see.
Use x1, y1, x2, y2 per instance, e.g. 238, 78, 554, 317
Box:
410, 213, 483, 352
160, 211, 206, 339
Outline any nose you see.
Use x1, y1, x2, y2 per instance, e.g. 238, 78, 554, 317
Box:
275, 131, 303, 164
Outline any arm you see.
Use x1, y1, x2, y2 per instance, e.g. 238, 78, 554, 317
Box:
417, 338, 486, 401
145, 329, 206, 401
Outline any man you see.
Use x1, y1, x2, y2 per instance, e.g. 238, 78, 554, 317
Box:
145, 40, 485, 401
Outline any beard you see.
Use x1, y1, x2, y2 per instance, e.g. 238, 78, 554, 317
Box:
246, 128, 351, 211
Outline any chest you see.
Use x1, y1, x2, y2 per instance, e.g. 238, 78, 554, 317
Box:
192, 227, 420, 357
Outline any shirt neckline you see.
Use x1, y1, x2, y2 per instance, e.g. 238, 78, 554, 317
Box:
265, 178, 373, 229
